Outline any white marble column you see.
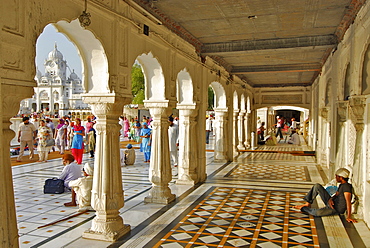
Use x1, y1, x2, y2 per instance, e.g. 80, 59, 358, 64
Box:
237, 110, 246, 150
82, 94, 130, 242
244, 112, 251, 148
232, 111, 239, 157
144, 101, 176, 204
349, 96, 366, 218
1, 85, 34, 247
214, 108, 228, 161
176, 104, 199, 185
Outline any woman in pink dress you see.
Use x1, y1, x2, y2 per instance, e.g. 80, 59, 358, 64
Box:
123, 116, 130, 137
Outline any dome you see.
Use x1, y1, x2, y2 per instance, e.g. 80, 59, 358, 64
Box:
69, 69, 79, 80
47, 42, 63, 61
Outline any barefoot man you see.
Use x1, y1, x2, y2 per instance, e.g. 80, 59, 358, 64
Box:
293, 168, 357, 223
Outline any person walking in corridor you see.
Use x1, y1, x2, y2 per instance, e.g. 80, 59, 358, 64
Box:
275, 115, 284, 140
71, 118, 85, 164
17, 117, 37, 162
140, 122, 152, 163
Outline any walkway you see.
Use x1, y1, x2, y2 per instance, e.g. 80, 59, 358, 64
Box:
11, 137, 370, 247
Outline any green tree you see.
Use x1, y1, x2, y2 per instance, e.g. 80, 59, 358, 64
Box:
131, 64, 145, 104
208, 86, 215, 110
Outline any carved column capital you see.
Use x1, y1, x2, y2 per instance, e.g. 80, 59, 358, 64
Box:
349, 96, 366, 123
337, 101, 349, 122
319, 107, 329, 120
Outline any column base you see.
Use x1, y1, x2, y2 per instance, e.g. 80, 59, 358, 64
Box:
144, 193, 176, 204
237, 144, 246, 150
176, 174, 197, 185
82, 224, 131, 242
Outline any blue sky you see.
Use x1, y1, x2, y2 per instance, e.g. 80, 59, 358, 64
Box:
36, 24, 82, 78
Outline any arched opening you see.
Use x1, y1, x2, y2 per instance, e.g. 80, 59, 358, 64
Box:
137, 52, 165, 101
209, 81, 227, 161
10, 18, 111, 245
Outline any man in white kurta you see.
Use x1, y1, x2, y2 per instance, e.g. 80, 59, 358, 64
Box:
17, 117, 37, 161
168, 116, 179, 166
68, 163, 94, 212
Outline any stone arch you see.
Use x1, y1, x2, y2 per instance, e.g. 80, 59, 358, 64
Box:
233, 91, 239, 111
246, 96, 251, 112
343, 63, 351, 100
177, 68, 194, 105
240, 94, 246, 111
361, 43, 370, 95
210, 81, 226, 109
136, 52, 166, 101
52, 19, 109, 94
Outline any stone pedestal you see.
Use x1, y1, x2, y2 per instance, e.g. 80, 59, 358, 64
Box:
82, 94, 130, 242
176, 105, 199, 185
144, 101, 176, 204
214, 108, 228, 161
237, 111, 246, 150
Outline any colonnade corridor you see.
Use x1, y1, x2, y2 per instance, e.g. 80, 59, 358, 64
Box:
12, 136, 370, 247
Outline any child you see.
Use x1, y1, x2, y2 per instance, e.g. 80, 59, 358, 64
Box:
124, 144, 136, 165
67, 163, 94, 212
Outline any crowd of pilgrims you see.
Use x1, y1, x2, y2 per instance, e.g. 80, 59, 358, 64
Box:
15, 113, 181, 165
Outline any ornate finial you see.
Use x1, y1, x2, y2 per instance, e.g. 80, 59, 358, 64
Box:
54, 42, 57, 49
79, 0, 91, 28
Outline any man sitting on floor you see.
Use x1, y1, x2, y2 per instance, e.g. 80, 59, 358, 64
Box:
288, 130, 300, 145
292, 168, 357, 223
59, 154, 81, 196
67, 163, 94, 211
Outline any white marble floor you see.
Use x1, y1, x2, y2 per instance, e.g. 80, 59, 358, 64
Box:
11, 136, 370, 248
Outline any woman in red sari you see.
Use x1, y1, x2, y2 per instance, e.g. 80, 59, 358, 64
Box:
71, 118, 85, 164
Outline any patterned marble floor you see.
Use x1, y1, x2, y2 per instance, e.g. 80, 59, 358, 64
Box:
226, 163, 310, 181
150, 187, 321, 248
9, 136, 370, 248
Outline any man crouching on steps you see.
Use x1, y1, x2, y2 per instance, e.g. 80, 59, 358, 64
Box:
64, 163, 94, 212
292, 168, 357, 223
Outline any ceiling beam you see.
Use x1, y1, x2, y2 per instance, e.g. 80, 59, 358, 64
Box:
201, 35, 337, 54
231, 63, 321, 74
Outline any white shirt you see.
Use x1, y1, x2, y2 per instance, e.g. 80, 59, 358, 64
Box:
18, 122, 36, 141
168, 123, 179, 152
206, 118, 212, 131
69, 176, 93, 209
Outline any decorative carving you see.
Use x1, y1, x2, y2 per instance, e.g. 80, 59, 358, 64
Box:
337, 101, 348, 122
262, 94, 302, 104
319, 107, 329, 119
349, 96, 366, 123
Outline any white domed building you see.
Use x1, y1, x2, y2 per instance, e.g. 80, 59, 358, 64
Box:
20, 43, 90, 117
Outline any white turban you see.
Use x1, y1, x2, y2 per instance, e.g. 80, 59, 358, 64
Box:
84, 163, 94, 176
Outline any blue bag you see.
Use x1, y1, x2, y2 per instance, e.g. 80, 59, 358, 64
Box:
44, 177, 64, 194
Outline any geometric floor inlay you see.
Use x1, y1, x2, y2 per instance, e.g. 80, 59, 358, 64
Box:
226, 163, 309, 181
246, 152, 314, 162
152, 187, 320, 248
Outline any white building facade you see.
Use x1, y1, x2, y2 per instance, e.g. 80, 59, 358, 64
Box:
20, 43, 89, 116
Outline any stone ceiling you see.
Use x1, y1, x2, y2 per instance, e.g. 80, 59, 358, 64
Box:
130, 0, 365, 87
